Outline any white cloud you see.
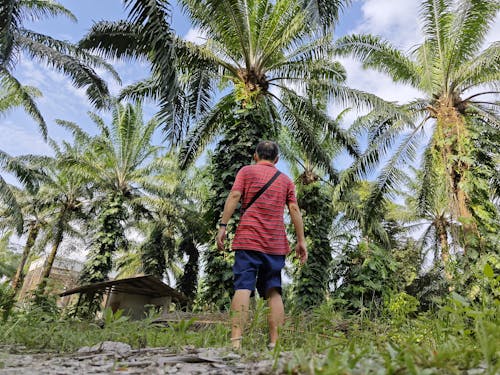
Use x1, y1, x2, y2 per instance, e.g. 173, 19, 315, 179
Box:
355, 0, 422, 49
484, 14, 500, 47
183, 27, 207, 45
0, 118, 52, 156
340, 57, 422, 103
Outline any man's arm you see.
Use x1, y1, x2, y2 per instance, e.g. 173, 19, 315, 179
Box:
216, 190, 242, 251
288, 202, 308, 264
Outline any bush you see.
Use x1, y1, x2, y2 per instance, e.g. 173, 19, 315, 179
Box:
384, 291, 419, 323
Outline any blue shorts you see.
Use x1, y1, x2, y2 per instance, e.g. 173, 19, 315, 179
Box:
233, 250, 286, 298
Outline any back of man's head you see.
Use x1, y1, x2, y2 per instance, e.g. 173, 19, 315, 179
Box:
255, 141, 279, 161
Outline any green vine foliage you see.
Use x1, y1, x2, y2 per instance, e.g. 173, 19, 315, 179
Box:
78, 192, 127, 316
140, 224, 169, 279
292, 181, 333, 311
199, 108, 277, 310
464, 118, 500, 251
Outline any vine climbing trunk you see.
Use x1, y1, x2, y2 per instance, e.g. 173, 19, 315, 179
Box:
78, 192, 127, 317
293, 176, 332, 310
435, 103, 476, 251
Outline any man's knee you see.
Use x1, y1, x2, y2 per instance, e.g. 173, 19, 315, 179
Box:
266, 287, 282, 299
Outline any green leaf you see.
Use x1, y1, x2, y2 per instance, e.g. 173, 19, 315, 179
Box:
483, 263, 494, 279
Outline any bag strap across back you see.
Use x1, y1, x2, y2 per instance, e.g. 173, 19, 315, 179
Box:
242, 170, 281, 214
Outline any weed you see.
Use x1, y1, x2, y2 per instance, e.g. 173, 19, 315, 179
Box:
0, 290, 497, 374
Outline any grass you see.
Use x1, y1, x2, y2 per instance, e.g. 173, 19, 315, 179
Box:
0, 296, 498, 374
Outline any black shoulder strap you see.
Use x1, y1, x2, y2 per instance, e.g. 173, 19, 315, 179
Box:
242, 170, 281, 213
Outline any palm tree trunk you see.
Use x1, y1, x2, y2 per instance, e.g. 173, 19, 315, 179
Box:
37, 210, 66, 293
435, 218, 452, 280
11, 220, 39, 293
436, 105, 476, 249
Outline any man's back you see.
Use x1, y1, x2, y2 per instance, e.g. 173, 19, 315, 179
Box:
231, 161, 296, 255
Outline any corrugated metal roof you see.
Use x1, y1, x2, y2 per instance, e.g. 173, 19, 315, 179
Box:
59, 275, 186, 301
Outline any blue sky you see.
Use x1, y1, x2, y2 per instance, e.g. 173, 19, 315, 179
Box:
2, 0, 499, 169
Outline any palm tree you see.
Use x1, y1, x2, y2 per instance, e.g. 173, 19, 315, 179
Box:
7, 188, 47, 293
0, 0, 119, 137
334, 0, 500, 251
128, 151, 208, 303
0, 230, 19, 279
329, 180, 406, 314
396, 166, 456, 272
33, 144, 88, 294
176, 0, 378, 308
0, 149, 45, 234
71, 103, 160, 295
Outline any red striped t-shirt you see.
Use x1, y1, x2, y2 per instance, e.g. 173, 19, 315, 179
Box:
231, 161, 296, 255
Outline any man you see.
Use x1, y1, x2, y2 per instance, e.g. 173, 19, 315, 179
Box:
216, 140, 307, 350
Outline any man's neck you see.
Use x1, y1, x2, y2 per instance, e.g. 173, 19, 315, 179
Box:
256, 160, 274, 165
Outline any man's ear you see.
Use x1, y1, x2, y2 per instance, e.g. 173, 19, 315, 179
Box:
253, 153, 258, 162
273, 156, 279, 164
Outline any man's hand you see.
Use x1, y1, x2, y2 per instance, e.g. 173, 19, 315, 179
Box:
295, 240, 308, 264
216, 227, 226, 251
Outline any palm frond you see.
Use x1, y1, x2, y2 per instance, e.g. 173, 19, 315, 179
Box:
447, 0, 499, 75
18, 35, 111, 108
455, 41, 500, 92
420, 0, 453, 76
364, 126, 424, 222
0, 83, 41, 113
276, 90, 340, 180
468, 103, 500, 129
179, 94, 234, 168
0, 0, 21, 69
23, 29, 121, 83
55, 119, 92, 144
333, 34, 420, 86
119, 77, 159, 102
19, 0, 77, 22
0, 68, 46, 137
0, 176, 23, 233
302, 0, 351, 31
123, 0, 178, 138
79, 20, 149, 62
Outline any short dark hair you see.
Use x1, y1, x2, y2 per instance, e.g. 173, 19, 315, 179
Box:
255, 141, 279, 161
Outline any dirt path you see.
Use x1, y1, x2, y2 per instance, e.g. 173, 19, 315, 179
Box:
0, 342, 293, 374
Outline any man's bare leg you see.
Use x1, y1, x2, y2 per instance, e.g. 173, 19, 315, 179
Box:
267, 288, 284, 346
230, 289, 251, 349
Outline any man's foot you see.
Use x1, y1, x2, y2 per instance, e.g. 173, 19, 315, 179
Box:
230, 336, 242, 351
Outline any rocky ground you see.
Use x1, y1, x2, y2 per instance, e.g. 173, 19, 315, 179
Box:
0, 341, 294, 374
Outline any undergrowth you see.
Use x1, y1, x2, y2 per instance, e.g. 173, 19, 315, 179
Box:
0, 291, 498, 374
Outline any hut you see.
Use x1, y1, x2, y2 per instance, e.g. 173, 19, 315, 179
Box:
59, 275, 186, 320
